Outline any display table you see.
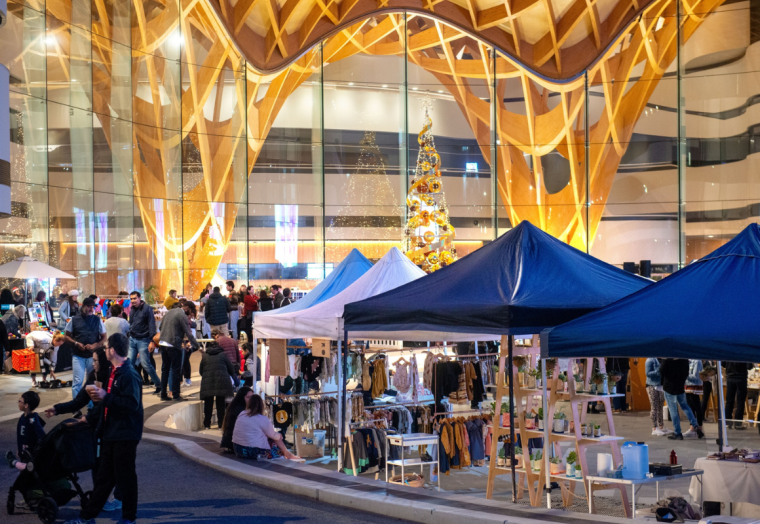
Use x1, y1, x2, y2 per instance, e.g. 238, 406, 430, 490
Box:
689, 457, 760, 506
385, 433, 440, 491
588, 469, 703, 519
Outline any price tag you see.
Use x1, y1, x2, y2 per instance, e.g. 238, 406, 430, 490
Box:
312, 338, 331, 357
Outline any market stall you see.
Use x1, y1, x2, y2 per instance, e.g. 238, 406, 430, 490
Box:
542, 223, 760, 514
253, 247, 425, 469
343, 221, 650, 507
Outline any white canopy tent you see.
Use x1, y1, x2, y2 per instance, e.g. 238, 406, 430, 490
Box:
0, 257, 76, 280
254, 247, 425, 340
253, 247, 424, 472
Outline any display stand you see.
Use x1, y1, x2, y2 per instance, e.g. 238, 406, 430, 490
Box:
545, 358, 631, 516
385, 433, 441, 491
486, 337, 545, 506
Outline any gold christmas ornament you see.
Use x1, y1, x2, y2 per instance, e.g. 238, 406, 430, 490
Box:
427, 252, 439, 265
429, 180, 442, 193
423, 231, 435, 244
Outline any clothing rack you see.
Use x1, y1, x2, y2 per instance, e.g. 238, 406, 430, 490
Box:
364, 401, 423, 410
456, 352, 499, 359
433, 408, 486, 417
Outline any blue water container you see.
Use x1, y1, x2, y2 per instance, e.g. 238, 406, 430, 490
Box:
621, 441, 649, 479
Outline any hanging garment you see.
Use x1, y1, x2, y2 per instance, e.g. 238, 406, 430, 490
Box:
361, 357, 372, 391
409, 355, 420, 404
423, 352, 439, 391
371, 359, 388, 398
393, 360, 411, 393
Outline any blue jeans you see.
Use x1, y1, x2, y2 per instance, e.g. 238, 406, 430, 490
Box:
664, 392, 699, 434
129, 337, 160, 387
71, 356, 93, 399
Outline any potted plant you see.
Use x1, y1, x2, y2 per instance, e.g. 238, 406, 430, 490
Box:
514, 447, 523, 469
574, 464, 583, 478
497, 446, 507, 467
566, 452, 577, 476
549, 456, 563, 475
531, 449, 543, 471
591, 371, 608, 394
527, 368, 538, 389
553, 411, 567, 433
536, 408, 544, 430
579, 423, 587, 435
559, 373, 568, 392
525, 413, 535, 430
573, 373, 584, 392
513, 355, 526, 370
593, 423, 602, 438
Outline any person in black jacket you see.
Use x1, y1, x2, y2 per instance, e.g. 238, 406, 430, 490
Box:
660, 358, 703, 440
607, 357, 630, 412
199, 343, 235, 429
258, 289, 274, 312
66, 333, 143, 524
723, 361, 755, 429
220, 387, 253, 452
205, 287, 231, 336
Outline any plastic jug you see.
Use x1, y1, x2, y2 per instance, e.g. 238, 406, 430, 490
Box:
621, 441, 649, 479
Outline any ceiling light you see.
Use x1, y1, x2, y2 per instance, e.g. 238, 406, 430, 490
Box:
348, 82, 354, 86
412, 87, 418, 90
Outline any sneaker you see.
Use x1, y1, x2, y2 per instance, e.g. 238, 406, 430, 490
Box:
160, 396, 172, 402
661, 427, 673, 434
735, 424, 747, 430
152, 387, 162, 396
668, 433, 683, 440
6, 451, 16, 469
102, 496, 123, 512
15, 499, 29, 510
652, 428, 666, 436
697, 428, 705, 439
63, 519, 96, 524
183, 378, 192, 387
682, 429, 697, 438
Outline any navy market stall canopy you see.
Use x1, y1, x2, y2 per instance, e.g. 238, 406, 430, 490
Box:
343, 221, 650, 340
542, 223, 760, 362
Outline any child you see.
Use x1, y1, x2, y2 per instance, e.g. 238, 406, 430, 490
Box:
6, 391, 46, 513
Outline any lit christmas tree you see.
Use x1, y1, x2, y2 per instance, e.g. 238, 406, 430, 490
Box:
404, 100, 456, 272
327, 130, 400, 259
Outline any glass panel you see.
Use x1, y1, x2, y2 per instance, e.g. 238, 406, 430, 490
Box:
1, 3, 47, 100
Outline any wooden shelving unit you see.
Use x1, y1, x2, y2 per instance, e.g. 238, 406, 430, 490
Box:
486, 343, 632, 517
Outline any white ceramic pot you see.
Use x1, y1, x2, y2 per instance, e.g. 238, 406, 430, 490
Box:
566, 463, 575, 476
553, 419, 565, 433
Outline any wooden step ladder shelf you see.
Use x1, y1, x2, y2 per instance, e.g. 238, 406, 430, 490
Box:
485, 338, 632, 517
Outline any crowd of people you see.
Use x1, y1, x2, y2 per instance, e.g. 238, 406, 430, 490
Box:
2, 282, 301, 523
644, 358, 754, 443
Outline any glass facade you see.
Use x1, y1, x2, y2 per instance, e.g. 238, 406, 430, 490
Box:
1, 0, 755, 299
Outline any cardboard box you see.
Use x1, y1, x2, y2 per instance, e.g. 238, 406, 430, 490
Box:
294, 430, 326, 458
312, 338, 330, 357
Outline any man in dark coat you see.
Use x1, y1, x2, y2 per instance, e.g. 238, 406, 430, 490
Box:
158, 302, 199, 401
205, 287, 231, 336
72, 333, 142, 524
199, 343, 235, 429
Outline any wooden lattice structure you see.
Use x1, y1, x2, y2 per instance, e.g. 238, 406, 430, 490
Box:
8, 0, 726, 295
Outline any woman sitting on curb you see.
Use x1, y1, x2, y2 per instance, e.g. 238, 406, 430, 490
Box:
220, 387, 253, 453
231, 394, 302, 461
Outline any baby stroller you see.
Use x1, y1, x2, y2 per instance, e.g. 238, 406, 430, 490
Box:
8, 418, 96, 524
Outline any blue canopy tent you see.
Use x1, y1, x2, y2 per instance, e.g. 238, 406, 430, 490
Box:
256, 248, 373, 316
541, 223, 760, 445
343, 221, 650, 339
541, 223, 760, 362
343, 221, 650, 498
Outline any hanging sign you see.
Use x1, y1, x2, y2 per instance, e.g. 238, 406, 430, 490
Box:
312, 338, 331, 357
268, 339, 288, 376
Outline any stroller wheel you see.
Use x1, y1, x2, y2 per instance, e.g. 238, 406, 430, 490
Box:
36, 497, 57, 524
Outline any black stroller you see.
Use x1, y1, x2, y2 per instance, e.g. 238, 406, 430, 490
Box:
7, 418, 96, 524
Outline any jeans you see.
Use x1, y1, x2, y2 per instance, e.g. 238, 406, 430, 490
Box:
725, 378, 748, 425
203, 396, 226, 428
664, 392, 698, 434
613, 371, 628, 411
81, 440, 138, 521
129, 337, 160, 387
71, 356, 93, 399
160, 345, 183, 399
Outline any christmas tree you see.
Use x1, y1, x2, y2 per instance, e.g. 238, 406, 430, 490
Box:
327, 131, 400, 258
404, 101, 457, 272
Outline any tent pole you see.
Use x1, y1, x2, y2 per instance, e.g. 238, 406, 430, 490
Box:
541, 357, 550, 508
339, 331, 349, 472
252, 337, 259, 396
716, 362, 728, 450
507, 335, 516, 503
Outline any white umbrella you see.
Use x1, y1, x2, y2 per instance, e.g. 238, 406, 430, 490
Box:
0, 257, 76, 280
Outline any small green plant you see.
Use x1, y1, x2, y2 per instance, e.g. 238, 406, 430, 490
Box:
536, 407, 544, 420
554, 411, 567, 420
512, 355, 526, 369
498, 447, 507, 459
575, 464, 582, 471
593, 423, 601, 430
559, 373, 568, 382
530, 449, 543, 461
566, 451, 578, 465
573, 373, 583, 383
591, 371, 606, 385
549, 456, 562, 464
514, 446, 522, 456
